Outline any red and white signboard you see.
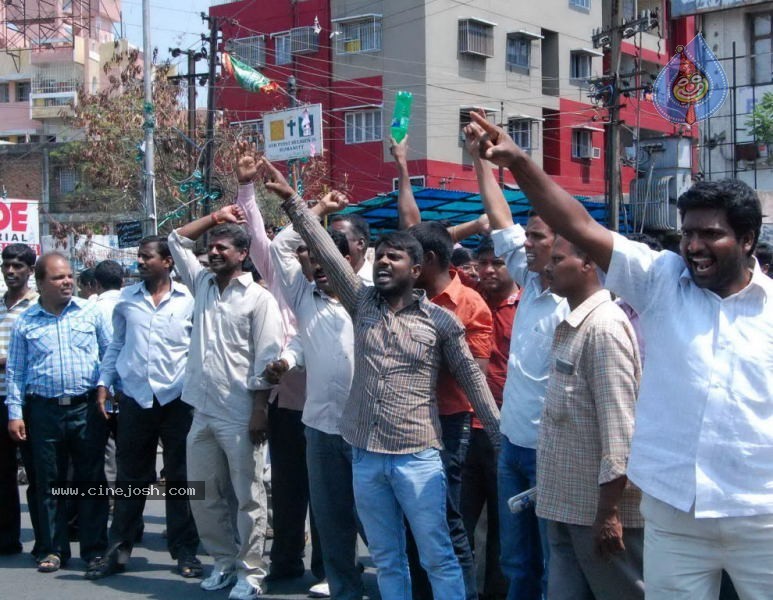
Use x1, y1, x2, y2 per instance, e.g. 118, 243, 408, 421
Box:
0, 199, 40, 255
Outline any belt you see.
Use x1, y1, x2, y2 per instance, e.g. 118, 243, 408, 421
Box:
27, 392, 93, 406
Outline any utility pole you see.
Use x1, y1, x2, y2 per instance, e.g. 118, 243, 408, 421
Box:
169, 47, 206, 220
142, 0, 157, 235
287, 75, 299, 190
201, 12, 220, 219
607, 0, 623, 232
591, 1, 659, 232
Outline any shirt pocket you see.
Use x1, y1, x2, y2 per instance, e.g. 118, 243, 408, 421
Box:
70, 323, 96, 352
221, 312, 250, 348
408, 328, 437, 363
164, 313, 191, 346
27, 326, 54, 355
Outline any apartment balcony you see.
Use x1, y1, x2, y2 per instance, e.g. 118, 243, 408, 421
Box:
30, 90, 77, 119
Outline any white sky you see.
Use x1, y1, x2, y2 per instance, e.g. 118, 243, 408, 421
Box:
121, 0, 214, 107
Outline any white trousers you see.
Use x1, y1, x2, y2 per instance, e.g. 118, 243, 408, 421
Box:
641, 493, 773, 600
187, 411, 268, 588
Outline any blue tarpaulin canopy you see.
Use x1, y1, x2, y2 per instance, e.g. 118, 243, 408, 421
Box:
339, 187, 626, 244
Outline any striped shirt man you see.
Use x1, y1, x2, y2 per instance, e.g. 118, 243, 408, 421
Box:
0, 289, 37, 398
281, 193, 501, 453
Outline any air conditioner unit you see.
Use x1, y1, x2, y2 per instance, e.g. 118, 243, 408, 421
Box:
592, 146, 601, 159
579, 147, 593, 159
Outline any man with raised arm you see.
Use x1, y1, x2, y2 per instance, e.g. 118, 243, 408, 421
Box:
466, 110, 773, 600
232, 141, 324, 589
168, 209, 283, 600
260, 157, 500, 600
458, 125, 569, 600
268, 205, 366, 600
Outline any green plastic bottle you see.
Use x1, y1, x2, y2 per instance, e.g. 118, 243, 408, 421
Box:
390, 91, 413, 143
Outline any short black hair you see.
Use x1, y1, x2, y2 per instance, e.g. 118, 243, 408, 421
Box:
210, 224, 251, 253
139, 235, 172, 260
94, 260, 123, 291
77, 267, 96, 287
408, 221, 453, 268
329, 228, 351, 258
451, 247, 474, 267
35, 252, 69, 281
626, 232, 663, 251
242, 257, 262, 282
755, 242, 772, 269
677, 179, 762, 255
375, 231, 423, 266
329, 213, 370, 244
2, 243, 36, 267
474, 235, 495, 258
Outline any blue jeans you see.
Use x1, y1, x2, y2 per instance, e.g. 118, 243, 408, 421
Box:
305, 428, 363, 600
352, 447, 464, 600
407, 412, 475, 600
497, 438, 548, 600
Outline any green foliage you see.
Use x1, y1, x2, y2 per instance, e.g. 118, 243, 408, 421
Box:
746, 91, 773, 144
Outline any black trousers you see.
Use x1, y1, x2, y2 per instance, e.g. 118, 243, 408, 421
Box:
108, 395, 198, 559
27, 394, 108, 562
268, 402, 324, 579
0, 402, 38, 554
461, 427, 508, 598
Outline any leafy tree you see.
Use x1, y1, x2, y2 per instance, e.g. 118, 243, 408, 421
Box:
746, 91, 773, 146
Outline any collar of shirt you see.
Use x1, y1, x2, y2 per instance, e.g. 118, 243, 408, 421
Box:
134, 279, 188, 301
2, 289, 38, 311
376, 288, 432, 316
565, 289, 612, 328
678, 259, 770, 301
206, 271, 255, 290
431, 269, 466, 308
28, 296, 85, 318
486, 288, 520, 311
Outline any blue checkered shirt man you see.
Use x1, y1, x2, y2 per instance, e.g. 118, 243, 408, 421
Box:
4, 296, 110, 420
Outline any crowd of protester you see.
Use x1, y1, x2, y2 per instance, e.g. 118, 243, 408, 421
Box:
1, 112, 771, 600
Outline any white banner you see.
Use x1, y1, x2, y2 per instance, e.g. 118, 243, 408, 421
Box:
0, 199, 40, 255
263, 104, 324, 161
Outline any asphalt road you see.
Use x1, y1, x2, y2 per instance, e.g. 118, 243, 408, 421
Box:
1, 482, 381, 600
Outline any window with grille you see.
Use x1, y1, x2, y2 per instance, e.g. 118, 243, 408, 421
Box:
15, 81, 31, 102
274, 33, 292, 65
570, 52, 593, 81
506, 34, 531, 71
570, 0, 591, 11
335, 15, 382, 54
459, 19, 495, 58
0, 83, 9, 102
508, 119, 534, 151
571, 130, 593, 158
58, 167, 78, 194
751, 13, 772, 85
291, 26, 319, 55
230, 36, 266, 68
345, 110, 383, 144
